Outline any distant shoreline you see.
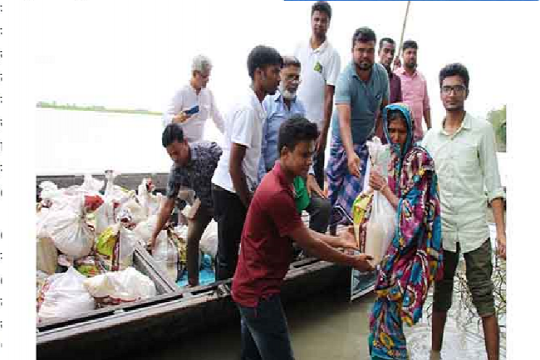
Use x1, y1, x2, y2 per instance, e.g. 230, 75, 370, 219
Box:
36, 101, 163, 116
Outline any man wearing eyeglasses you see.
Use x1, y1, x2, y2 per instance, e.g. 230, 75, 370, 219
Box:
162, 54, 225, 143
422, 63, 506, 360
259, 56, 331, 235
394, 40, 431, 142
162, 55, 226, 231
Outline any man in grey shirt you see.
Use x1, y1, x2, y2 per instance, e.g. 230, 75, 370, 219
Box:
326, 27, 389, 231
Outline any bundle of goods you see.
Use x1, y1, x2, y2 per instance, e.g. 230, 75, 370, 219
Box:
35, 173, 173, 320
352, 137, 396, 267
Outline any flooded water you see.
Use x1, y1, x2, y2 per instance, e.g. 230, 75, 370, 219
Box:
35, 108, 227, 175
127, 261, 506, 360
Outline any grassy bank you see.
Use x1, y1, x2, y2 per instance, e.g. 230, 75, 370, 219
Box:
36, 101, 163, 116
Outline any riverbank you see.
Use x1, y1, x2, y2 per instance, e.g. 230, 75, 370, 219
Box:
36, 102, 162, 116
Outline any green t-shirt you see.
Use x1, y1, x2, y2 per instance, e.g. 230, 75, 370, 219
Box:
293, 176, 310, 213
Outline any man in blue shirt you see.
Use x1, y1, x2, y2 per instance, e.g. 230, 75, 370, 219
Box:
327, 27, 389, 231
259, 56, 331, 234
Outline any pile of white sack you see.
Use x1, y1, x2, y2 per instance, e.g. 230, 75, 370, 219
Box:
35, 172, 180, 323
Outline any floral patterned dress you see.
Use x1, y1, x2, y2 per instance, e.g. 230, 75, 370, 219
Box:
368, 103, 443, 360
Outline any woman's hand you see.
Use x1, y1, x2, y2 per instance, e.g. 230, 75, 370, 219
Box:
370, 169, 399, 210
369, 169, 387, 192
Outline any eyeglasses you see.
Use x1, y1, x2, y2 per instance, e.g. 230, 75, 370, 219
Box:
441, 85, 466, 95
285, 74, 301, 82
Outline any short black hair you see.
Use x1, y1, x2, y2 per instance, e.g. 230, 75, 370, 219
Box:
311, 1, 332, 19
247, 45, 283, 80
439, 63, 470, 89
352, 27, 377, 48
379, 37, 395, 49
162, 123, 184, 147
278, 115, 319, 154
402, 40, 418, 51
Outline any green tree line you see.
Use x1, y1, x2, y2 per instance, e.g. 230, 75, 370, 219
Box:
487, 105, 506, 152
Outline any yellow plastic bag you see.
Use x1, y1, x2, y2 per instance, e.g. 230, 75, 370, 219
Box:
352, 191, 373, 251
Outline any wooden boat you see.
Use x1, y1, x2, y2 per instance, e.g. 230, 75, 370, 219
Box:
36, 173, 357, 360
37, 252, 350, 359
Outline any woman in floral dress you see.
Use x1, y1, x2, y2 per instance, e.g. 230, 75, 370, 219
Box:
367, 103, 443, 360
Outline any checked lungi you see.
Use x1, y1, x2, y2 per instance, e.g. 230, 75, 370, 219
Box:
326, 137, 369, 228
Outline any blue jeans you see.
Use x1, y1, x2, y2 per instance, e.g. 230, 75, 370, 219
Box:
236, 294, 295, 360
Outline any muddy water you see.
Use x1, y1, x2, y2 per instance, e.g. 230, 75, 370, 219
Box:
405, 291, 506, 360
130, 269, 505, 360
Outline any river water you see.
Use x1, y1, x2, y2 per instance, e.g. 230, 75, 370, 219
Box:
127, 279, 506, 360
36, 109, 506, 359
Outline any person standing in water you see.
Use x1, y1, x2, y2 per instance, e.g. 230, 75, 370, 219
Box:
367, 103, 443, 360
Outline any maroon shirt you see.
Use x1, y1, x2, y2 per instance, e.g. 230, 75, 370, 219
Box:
389, 71, 402, 104
232, 162, 304, 307
375, 68, 403, 143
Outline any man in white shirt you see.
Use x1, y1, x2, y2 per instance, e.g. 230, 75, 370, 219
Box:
211, 45, 282, 281
422, 63, 506, 360
162, 55, 225, 143
162, 55, 225, 223
294, 1, 341, 189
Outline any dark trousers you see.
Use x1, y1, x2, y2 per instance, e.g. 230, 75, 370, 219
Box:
212, 185, 247, 281
433, 239, 495, 317
237, 294, 295, 360
186, 203, 213, 286
305, 192, 331, 234
313, 150, 325, 190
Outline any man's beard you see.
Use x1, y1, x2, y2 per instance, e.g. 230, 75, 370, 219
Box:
280, 85, 297, 100
357, 61, 373, 71
405, 61, 416, 70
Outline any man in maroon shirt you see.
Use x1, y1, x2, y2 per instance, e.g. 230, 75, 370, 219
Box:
375, 37, 402, 143
232, 115, 373, 360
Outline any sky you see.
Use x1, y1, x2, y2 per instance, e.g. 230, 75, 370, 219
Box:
29, 0, 524, 128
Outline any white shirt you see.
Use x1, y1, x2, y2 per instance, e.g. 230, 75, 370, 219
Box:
422, 112, 505, 253
294, 39, 341, 129
162, 84, 225, 143
211, 88, 266, 194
